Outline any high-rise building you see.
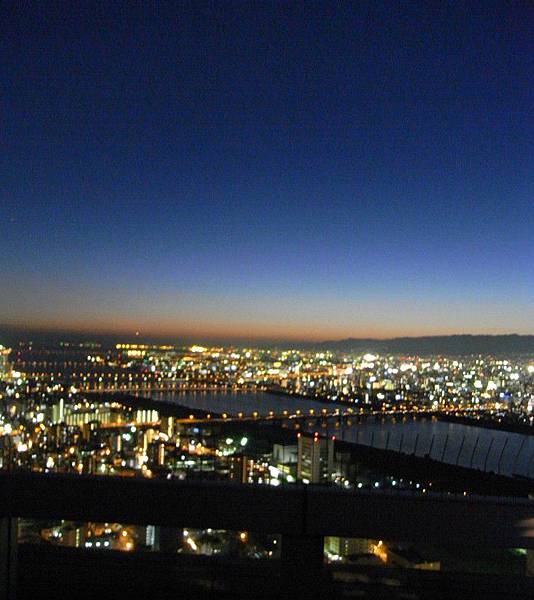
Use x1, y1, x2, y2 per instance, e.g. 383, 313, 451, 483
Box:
52, 398, 65, 424
161, 416, 174, 437
0, 345, 11, 379
297, 434, 334, 484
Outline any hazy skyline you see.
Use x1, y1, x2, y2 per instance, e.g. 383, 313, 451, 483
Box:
3, 3, 533, 341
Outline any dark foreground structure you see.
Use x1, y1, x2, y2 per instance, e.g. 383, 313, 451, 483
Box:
1, 472, 533, 599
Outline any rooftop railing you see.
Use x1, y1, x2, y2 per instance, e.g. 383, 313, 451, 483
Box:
1, 471, 533, 599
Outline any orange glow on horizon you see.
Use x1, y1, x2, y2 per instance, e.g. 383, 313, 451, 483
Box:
1, 316, 528, 344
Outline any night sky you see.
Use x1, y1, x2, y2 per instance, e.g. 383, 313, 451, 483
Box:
3, 3, 533, 341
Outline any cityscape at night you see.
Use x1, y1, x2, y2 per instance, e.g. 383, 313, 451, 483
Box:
2, 1, 533, 599
1, 337, 534, 596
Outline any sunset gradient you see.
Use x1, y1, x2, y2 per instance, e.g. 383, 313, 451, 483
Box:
3, 3, 533, 342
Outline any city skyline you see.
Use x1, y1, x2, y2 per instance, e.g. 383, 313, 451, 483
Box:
2, 4, 534, 597
3, 3, 533, 340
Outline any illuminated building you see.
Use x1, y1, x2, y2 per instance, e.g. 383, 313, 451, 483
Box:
64, 404, 125, 427
325, 536, 373, 558
272, 443, 297, 481
161, 416, 174, 437
297, 434, 334, 484
157, 442, 165, 466
51, 398, 65, 424
0, 345, 11, 379
134, 409, 159, 424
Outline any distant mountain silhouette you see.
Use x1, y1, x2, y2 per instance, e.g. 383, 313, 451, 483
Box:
1, 325, 533, 356
316, 334, 534, 355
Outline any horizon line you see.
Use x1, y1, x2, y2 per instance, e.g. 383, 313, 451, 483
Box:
1, 323, 533, 346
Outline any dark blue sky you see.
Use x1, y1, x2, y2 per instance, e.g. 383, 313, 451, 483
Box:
2, 2, 533, 340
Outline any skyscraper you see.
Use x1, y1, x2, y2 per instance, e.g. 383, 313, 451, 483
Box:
0, 345, 11, 380
297, 434, 334, 484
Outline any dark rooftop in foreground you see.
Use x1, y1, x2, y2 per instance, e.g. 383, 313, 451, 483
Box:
0, 471, 533, 599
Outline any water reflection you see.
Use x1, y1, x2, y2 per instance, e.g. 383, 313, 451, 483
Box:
151, 391, 534, 479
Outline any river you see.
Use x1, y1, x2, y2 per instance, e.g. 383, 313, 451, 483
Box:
149, 389, 534, 479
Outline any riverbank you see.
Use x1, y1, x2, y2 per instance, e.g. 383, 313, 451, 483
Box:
335, 437, 534, 497
438, 414, 534, 437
